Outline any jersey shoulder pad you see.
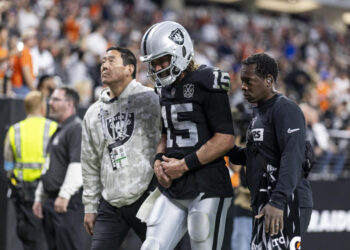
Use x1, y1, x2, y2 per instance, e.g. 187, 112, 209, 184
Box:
191, 65, 231, 93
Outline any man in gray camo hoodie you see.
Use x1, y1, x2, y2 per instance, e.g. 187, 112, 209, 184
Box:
81, 47, 161, 249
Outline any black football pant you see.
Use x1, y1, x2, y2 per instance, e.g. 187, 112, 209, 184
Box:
300, 207, 312, 236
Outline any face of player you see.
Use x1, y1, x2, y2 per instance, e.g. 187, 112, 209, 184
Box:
240, 64, 271, 104
150, 55, 172, 78
100, 50, 132, 87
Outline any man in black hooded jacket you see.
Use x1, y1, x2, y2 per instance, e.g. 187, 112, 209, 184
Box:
227, 53, 313, 250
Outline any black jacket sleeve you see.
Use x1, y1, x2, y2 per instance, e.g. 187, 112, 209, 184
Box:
269, 101, 306, 210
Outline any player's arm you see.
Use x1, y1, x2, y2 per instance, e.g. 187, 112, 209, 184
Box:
162, 68, 235, 179
193, 133, 234, 165
192, 70, 235, 168
162, 132, 234, 179
162, 133, 234, 180
155, 133, 172, 188
155, 133, 166, 155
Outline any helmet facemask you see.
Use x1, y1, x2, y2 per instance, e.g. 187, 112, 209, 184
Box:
147, 54, 182, 87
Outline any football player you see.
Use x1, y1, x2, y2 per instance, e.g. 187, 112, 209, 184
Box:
139, 21, 235, 250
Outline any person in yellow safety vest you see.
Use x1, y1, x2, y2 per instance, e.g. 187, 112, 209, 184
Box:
3, 90, 57, 250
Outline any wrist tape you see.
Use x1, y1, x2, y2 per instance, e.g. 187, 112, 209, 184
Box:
184, 152, 202, 171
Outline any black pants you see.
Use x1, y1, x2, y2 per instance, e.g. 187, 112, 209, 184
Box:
13, 200, 47, 250
300, 207, 312, 236
43, 190, 90, 250
91, 192, 149, 250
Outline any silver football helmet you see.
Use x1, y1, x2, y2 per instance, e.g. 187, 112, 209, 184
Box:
140, 21, 194, 87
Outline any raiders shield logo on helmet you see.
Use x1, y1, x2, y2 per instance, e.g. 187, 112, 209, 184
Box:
169, 28, 184, 45
106, 112, 134, 146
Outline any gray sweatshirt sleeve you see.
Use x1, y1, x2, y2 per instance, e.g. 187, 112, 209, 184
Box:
81, 110, 103, 213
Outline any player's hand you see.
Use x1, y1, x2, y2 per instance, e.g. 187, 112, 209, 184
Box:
84, 213, 97, 235
161, 156, 189, 180
32, 201, 43, 219
255, 203, 284, 236
154, 159, 172, 188
54, 197, 69, 213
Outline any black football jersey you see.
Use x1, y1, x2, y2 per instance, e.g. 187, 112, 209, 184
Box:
156, 65, 234, 199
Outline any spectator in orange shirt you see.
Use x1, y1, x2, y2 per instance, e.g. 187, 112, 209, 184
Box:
64, 3, 80, 45
89, 0, 102, 24
316, 77, 332, 112
11, 28, 37, 97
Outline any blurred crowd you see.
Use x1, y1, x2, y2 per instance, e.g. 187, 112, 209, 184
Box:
0, 0, 349, 178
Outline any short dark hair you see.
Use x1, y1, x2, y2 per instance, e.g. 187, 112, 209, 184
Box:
37, 74, 53, 91
242, 53, 278, 82
58, 86, 80, 109
106, 47, 137, 79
